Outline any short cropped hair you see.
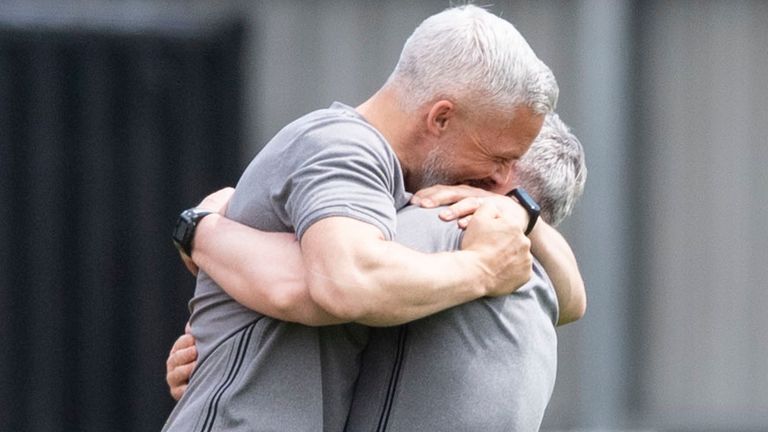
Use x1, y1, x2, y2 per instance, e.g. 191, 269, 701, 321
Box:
387, 5, 559, 118
517, 113, 587, 226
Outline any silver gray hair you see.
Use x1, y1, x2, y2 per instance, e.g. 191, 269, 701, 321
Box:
517, 112, 587, 226
386, 4, 558, 117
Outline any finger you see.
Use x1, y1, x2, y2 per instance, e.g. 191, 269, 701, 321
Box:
171, 384, 187, 401
199, 187, 235, 213
439, 197, 485, 221
181, 253, 199, 276
174, 334, 196, 356
470, 202, 501, 221
175, 361, 196, 379
412, 185, 476, 208
174, 345, 198, 366
411, 185, 443, 199
420, 188, 471, 208
168, 334, 195, 362
411, 185, 447, 207
167, 360, 196, 388
168, 359, 195, 399
457, 215, 472, 228
217, 187, 235, 213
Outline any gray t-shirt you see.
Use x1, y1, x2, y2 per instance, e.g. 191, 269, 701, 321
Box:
162, 102, 409, 432
344, 206, 559, 432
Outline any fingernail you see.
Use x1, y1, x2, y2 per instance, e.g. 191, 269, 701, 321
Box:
411, 195, 420, 204
440, 209, 453, 219
422, 199, 434, 207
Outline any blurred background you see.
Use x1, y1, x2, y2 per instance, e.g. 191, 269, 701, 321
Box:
0, 0, 766, 431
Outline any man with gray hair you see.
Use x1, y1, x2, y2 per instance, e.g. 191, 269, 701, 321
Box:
345, 112, 587, 431
167, 112, 587, 430
163, 5, 577, 431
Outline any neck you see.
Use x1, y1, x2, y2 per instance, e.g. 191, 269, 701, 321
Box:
356, 87, 422, 190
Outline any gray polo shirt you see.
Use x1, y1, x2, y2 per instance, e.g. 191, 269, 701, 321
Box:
344, 206, 559, 432
162, 102, 409, 432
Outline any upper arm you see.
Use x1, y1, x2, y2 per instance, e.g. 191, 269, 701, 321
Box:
529, 221, 586, 326
283, 122, 401, 242
300, 216, 387, 321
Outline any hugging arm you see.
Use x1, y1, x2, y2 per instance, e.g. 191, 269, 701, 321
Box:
412, 185, 587, 325
300, 203, 530, 326
192, 213, 342, 326
527, 220, 585, 325
186, 188, 534, 327
183, 187, 341, 326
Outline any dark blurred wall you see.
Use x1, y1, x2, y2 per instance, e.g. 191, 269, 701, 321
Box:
0, 6, 244, 431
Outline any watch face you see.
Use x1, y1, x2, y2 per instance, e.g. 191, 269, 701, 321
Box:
172, 219, 188, 242
510, 187, 541, 214
172, 208, 212, 256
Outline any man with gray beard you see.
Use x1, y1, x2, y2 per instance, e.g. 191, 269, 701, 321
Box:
167, 112, 587, 430
163, 5, 579, 431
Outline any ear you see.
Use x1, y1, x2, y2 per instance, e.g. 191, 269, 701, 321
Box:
425, 100, 455, 136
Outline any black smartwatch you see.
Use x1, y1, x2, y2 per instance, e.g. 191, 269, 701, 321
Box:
172, 207, 214, 257
506, 187, 540, 236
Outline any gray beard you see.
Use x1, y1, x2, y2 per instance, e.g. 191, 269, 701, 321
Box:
418, 146, 454, 189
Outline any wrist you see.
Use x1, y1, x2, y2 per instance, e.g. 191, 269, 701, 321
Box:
172, 207, 215, 258
189, 213, 219, 261
506, 188, 540, 236
527, 218, 543, 251
456, 250, 494, 297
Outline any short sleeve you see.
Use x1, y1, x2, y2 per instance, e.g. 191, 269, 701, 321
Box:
283, 122, 399, 241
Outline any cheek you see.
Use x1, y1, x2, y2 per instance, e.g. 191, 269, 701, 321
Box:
453, 160, 497, 180
449, 147, 497, 178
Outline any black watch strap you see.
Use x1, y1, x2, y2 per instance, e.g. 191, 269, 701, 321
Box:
172, 208, 214, 257
507, 187, 540, 236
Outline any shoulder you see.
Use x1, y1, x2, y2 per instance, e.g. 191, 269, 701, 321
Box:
301, 105, 395, 162
268, 104, 400, 178
395, 206, 463, 253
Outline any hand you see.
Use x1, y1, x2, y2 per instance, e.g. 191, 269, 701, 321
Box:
198, 187, 235, 214
412, 184, 529, 229
179, 250, 200, 276
460, 202, 532, 297
453, 194, 530, 230
411, 184, 494, 209
166, 323, 198, 401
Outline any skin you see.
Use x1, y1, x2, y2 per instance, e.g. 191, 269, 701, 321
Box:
164, 93, 581, 397
357, 88, 543, 192
166, 185, 586, 399
182, 93, 546, 328
292, 91, 545, 324
413, 184, 586, 325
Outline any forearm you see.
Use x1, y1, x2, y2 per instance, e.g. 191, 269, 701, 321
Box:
192, 214, 343, 326
307, 240, 486, 327
301, 215, 528, 327
529, 221, 586, 325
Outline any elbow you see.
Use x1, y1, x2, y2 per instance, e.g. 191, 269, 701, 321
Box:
305, 270, 372, 323
236, 262, 315, 323
573, 278, 587, 320
572, 294, 587, 321
558, 281, 587, 326
265, 278, 310, 321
